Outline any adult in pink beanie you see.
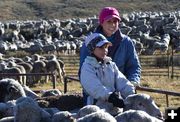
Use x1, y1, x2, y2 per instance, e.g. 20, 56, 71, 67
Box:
80, 7, 141, 105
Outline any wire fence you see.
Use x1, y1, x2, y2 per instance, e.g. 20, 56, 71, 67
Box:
138, 48, 180, 78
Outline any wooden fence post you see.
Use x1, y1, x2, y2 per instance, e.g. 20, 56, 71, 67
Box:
171, 45, 174, 79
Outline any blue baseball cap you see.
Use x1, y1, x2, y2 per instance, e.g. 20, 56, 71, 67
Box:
85, 33, 112, 52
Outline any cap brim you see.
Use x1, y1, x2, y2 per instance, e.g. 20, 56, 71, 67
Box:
96, 40, 112, 47
104, 15, 121, 22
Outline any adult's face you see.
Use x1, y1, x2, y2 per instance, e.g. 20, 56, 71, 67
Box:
101, 17, 119, 37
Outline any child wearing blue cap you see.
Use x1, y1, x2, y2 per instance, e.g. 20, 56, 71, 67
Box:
80, 33, 135, 111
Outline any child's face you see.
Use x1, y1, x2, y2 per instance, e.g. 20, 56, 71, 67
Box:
93, 44, 109, 60
101, 18, 119, 37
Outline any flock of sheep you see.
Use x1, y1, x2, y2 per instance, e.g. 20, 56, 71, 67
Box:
0, 10, 179, 56
0, 53, 65, 86
0, 78, 164, 122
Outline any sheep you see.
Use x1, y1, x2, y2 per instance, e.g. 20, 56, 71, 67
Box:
14, 97, 51, 122
95, 99, 123, 116
7, 61, 26, 85
31, 60, 46, 84
31, 53, 42, 62
70, 41, 77, 54
41, 89, 62, 97
123, 93, 163, 120
0, 78, 26, 102
77, 105, 101, 118
52, 111, 76, 122
0, 63, 23, 84
0, 53, 3, 60
24, 44, 43, 54
77, 111, 117, 122
87, 93, 163, 119
0, 100, 16, 118
115, 110, 163, 122
45, 59, 64, 83
43, 107, 60, 116
58, 59, 66, 77
0, 41, 9, 54
1, 12, 180, 55
44, 54, 65, 81
17, 62, 33, 86
153, 34, 170, 52
23, 85, 40, 99
42, 44, 56, 54
132, 38, 144, 55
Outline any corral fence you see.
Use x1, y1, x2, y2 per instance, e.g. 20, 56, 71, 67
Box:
61, 47, 180, 79
0, 68, 179, 107
0, 73, 57, 90
138, 47, 180, 79
63, 76, 180, 107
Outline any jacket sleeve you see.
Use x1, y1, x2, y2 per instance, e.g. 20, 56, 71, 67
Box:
78, 42, 90, 77
113, 62, 135, 98
124, 38, 141, 82
80, 64, 111, 101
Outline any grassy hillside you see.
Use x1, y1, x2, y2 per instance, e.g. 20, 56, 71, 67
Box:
0, 0, 180, 21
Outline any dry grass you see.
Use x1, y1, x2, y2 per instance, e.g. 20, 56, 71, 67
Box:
140, 76, 180, 113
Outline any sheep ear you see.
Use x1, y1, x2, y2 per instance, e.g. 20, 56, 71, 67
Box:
8, 86, 18, 93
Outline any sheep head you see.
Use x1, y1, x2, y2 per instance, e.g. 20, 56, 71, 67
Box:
124, 93, 163, 119
0, 78, 26, 102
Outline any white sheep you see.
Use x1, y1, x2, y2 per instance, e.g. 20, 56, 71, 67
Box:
14, 97, 51, 122
77, 111, 117, 122
52, 111, 76, 122
0, 100, 15, 118
115, 109, 163, 122
0, 78, 26, 102
14, 97, 42, 122
41, 89, 62, 97
22, 85, 39, 99
123, 93, 163, 119
89, 93, 162, 119
95, 99, 123, 116
43, 107, 60, 116
76, 105, 101, 118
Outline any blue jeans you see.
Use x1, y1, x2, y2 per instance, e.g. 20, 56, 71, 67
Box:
82, 89, 88, 106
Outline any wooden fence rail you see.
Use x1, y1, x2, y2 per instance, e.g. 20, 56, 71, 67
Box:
0, 73, 57, 89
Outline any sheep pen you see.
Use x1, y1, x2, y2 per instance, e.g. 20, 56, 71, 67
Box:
0, 9, 179, 121
30, 75, 179, 117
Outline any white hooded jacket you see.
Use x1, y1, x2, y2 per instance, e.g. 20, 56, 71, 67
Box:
80, 56, 135, 105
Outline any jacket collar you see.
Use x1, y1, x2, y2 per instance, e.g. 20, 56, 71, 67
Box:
85, 56, 112, 68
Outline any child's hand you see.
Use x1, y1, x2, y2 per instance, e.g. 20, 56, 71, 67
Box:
131, 81, 140, 87
108, 92, 124, 108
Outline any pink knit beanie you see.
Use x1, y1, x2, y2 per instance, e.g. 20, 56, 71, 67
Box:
99, 7, 121, 24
